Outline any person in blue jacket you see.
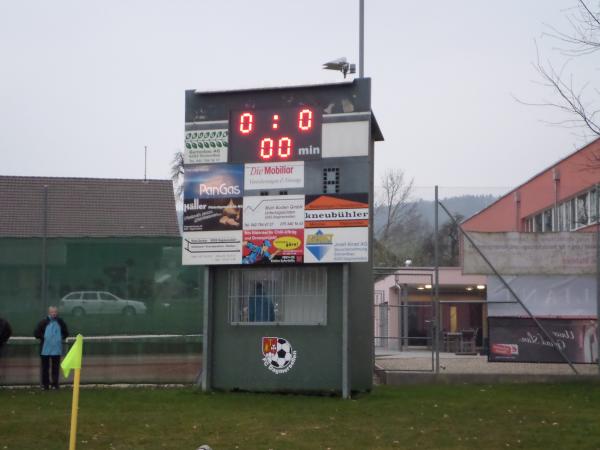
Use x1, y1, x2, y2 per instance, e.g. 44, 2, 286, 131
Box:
248, 283, 275, 322
33, 306, 69, 390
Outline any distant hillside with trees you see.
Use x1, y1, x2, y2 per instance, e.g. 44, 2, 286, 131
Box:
374, 170, 498, 267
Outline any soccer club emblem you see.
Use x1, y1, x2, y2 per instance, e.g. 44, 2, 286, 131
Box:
262, 337, 297, 374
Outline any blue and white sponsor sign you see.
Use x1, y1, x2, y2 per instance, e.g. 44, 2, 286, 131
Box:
303, 227, 368, 263
184, 163, 244, 199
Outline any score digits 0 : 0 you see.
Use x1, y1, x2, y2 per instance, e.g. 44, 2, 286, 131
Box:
228, 106, 322, 163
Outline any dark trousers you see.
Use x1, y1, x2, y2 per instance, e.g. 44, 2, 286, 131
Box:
41, 355, 60, 389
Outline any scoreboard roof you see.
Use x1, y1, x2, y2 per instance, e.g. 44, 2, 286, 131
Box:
185, 78, 383, 142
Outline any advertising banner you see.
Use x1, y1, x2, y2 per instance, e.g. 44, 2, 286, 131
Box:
183, 197, 243, 232
182, 231, 242, 265
489, 317, 598, 364
304, 194, 369, 228
304, 227, 368, 263
243, 195, 304, 230
463, 232, 596, 275
184, 129, 228, 164
182, 163, 244, 237
487, 275, 597, 318
184, 163, 244, 199
242, 229, 304, 264
244, 162, 304, 191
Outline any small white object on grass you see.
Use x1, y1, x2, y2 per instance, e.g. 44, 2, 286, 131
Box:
197, 446, 213, 450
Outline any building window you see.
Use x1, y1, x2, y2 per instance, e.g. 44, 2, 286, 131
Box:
543, 209, 553, 232
557, 203, 564, 231
570, 198, 577, 230
228, 267, 327, 325
576, 193, 589, 227
534, 214, 543, 232
590, 188, 598, 223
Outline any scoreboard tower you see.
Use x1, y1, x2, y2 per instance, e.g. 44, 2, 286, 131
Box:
183, 79, 383, 396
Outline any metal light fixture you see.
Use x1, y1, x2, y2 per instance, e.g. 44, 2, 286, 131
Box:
322, 57, 356, 79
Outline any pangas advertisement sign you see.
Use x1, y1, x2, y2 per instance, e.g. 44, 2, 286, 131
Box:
462, 232, 597, 275
489, 317, 598, 364
184, 163, 243, 200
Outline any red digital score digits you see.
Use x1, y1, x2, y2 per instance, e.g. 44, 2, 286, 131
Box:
239, 112, 253, 134
229, 106, 322, 163
298, 109, 312, 131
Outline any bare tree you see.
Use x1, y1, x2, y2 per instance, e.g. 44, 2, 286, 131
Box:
375, 169, 416, 242
171, 150, 184, 201
526, 1, 600, 138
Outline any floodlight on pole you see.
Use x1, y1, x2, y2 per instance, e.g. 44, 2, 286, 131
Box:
322, 57, 356, 79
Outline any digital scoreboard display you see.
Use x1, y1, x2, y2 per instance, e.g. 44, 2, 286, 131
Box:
228, 106, 322, 163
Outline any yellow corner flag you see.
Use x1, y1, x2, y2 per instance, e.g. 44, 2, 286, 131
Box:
61, 334, 83, 378
62, 335, 84, 450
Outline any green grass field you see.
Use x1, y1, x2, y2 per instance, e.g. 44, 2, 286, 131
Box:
2, 384, 600, 450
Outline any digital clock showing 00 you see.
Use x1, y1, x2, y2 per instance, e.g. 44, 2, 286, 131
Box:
228, 106, 322, 163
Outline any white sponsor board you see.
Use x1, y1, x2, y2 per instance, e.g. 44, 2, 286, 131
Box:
322, 121, 369, 158
487, 275, 597, 318
182, 230, 242, 265
304, 227, 368, 263
184, 129, 228, 164
462, 232, 597, 275
244, 162, 304, 191
243, 195, 305, 230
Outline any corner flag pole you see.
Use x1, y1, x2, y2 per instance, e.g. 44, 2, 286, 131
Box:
68, 367, 81, 450
61, 334, 84, 450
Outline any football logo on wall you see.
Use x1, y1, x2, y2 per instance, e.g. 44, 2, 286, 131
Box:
262, 337, 297, 374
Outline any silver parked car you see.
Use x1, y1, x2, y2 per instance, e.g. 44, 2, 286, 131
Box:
59, 291, 147, 316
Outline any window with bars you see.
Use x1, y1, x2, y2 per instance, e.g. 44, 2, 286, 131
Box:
228, 267, 327, 325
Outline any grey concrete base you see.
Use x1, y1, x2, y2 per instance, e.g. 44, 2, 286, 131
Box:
382, 371, 600, 385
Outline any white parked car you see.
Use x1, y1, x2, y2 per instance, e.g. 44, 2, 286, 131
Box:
59, 291, 147, 316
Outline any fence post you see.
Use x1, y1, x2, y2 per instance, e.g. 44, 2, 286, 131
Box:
434, 186, 440, 374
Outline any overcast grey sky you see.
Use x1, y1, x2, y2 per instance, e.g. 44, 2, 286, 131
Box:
0, 1, 597, 199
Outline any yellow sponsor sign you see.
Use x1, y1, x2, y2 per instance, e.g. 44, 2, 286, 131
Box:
273, 236, 302, 250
